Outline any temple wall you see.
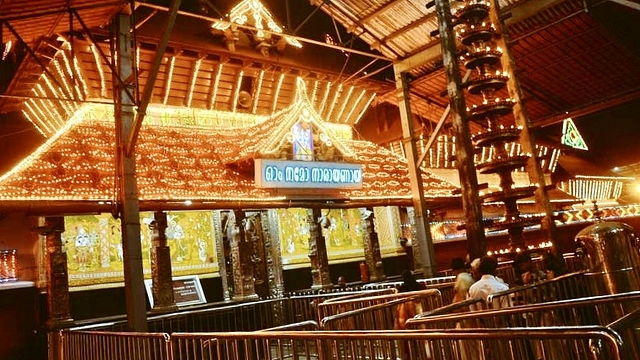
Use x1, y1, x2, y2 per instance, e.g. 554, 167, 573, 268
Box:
0, 212, 42, 359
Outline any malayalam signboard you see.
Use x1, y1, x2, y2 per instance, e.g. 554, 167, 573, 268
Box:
255, 159, 362, 189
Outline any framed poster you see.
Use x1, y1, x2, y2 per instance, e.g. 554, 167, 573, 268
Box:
144, 275, 206, 308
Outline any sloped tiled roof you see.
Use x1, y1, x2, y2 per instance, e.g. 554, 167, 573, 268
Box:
215, 81, 356, 165
0, 104, 458, 211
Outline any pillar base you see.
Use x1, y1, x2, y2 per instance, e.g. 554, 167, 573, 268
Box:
151, 304, 178, 314
369, 274, 387, 282
311, 283, 334, 290
232, 293, 260, 302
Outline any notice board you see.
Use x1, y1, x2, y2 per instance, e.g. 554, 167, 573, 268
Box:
144, 275, 207, 308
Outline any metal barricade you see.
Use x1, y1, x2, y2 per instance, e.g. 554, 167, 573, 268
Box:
487, 270, 591, 309
169, 328, 623, 360
58, 330, 171, 360
362, 276, 455, 291
408, 291, 640, 330
407, 291, 640, 359
316, 288, 443, 322
320, 289, 444, 330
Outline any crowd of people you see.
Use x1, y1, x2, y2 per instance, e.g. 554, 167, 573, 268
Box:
450, 250, 566, 309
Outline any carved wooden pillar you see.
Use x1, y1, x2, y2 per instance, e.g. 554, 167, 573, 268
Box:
149, 211, 177, 312
265, 210, 285, 298
230, 210, 258, 301
214, 211, 232, 301
308, 208, 332, 289
40, 216, 73, 329
361, 207, 386, 282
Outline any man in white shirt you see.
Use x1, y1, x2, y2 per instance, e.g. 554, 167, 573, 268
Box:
468, 256, 510, 309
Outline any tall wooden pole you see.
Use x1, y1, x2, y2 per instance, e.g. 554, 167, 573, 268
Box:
393, 71, 438, 277
114, 13, 147, 331
434, 0, 487, 260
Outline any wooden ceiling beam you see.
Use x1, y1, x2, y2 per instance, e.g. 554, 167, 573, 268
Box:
532, 87, 640, 128
394, 0, 570, 74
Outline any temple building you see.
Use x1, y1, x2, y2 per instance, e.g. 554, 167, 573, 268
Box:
1, 0, 640, 358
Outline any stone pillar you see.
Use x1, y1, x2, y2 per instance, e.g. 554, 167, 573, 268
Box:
149, 211, 177, 312
361, 207, 386, 281
230, 210, 258, 301
40, 216, 73, 329
308, 208, 332, 289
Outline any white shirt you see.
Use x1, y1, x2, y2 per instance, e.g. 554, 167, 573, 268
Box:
468, 274, 510, 309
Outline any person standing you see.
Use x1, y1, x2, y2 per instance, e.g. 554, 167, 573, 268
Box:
468, 256, 510, 309
451, 257, 474, 304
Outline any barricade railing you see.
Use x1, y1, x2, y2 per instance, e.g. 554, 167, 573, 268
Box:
406, 291, 640, 359
361, 275, 455, 291
407, 291, 640, 330
316, 288, 443, 322
416, 297, 486, 317
169, 328, 623, 360
58, 330, 171, 360
321, 296, 418, 330
487, 270, 591, 309
607, 307, 640, 359
259, 320, 320, 331
56, 326, 625, 360
70, 292, 368, 333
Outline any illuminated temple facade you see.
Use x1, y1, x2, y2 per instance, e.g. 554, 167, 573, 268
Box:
1, 0, 639, 341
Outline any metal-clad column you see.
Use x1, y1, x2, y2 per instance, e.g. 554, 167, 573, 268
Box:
362, 207, 386, 281
393, 71, 437, 277
308, 208, 332, 289
488, 0, 560, 253
40, 216, 73, 329
150, 211, 177, 313
230, 210, 259, 301
114, 13, 147, 331
434, 0, 486, 260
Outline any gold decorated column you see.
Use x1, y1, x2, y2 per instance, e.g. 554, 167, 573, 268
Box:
40, 216, 73, 329
149, 211, 177, 312
308, 208, 332, 289
361, 207, 386, 281
230, 210, 258, 301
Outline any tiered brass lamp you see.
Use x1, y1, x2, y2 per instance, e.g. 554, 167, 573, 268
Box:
454, 0, 542, 249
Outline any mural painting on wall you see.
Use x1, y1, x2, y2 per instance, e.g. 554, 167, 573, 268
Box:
323, 208, 365, 261
277, 208, 365, 266
63, 211, 218, 287
372, 207, 403, 256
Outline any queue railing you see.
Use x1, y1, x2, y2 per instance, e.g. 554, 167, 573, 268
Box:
70, 292, 362, 333
487, 270, 591, 309
407, 291, 640, 359
57, 328, 619, 360
361, 275, 455, 290
316, 288, 443, 323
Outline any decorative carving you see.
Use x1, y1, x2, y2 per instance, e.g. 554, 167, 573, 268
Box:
38, 216, 74, 329
361, 207, 386, 282
307, 208, 332, 289
407, 207, 422, 271
213, 211, 232, 301
230, 210, 258, 301
149, 211, 177, 312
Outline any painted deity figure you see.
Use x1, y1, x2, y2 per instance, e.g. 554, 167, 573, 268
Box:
75, 226, 93, 271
